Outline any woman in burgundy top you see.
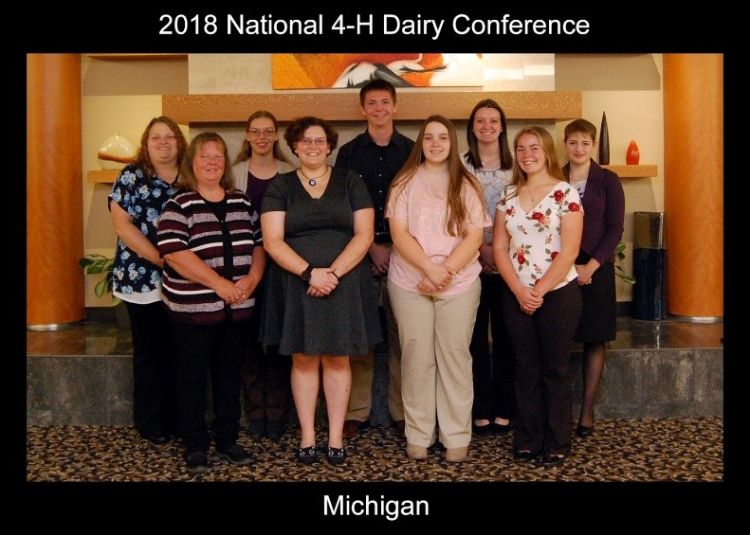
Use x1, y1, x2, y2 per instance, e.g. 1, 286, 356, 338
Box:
563, 119, 625, 438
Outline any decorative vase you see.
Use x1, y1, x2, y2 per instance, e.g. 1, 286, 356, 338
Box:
598, 112, 610, 165
626, 140, 640, 165
98, 133, 136, 169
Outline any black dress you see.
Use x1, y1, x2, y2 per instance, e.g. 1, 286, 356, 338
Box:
260, 168, 382, 356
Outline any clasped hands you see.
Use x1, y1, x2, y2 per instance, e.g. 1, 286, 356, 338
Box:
307, 267, 339, 298
517, 286, 543, 315
417, 262, 456, 295
217, 276, 258, 306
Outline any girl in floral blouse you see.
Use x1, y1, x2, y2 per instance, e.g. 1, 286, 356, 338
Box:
492, 126, 583, 467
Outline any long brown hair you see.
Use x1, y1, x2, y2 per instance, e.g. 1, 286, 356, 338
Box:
464, 99, 512, 171
134, 116, 188, 178
388, 115, 482, 237
508, 126, 565, 199
232, 110, 290, 165
179, 132, 236, 193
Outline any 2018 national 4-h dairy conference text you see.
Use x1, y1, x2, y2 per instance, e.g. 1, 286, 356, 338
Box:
158, 13, 590, 39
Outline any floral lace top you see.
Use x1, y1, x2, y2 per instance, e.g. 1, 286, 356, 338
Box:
498, 181, 583, 290
108, 164, 178, 304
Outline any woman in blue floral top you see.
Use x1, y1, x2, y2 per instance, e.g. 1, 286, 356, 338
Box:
492, 126, 583, 467
108, 116, 187, 445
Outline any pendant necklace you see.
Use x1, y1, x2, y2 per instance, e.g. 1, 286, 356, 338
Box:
300, 166, 328, 187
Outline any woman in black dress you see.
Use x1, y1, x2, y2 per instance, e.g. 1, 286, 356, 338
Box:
260, 116, 381, 465
563, 119, 625, 437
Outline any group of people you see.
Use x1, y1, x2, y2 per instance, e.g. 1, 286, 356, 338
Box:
108, 79, 624, 473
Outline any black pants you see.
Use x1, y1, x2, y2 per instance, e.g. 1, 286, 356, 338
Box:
241, 282, 292, 423
502, 281, 582, 455
470, 273, 515, 421
125, 301, 177, 437
172, 319, 248, 453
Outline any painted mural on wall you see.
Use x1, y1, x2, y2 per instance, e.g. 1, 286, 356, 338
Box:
272, 53, 483, 89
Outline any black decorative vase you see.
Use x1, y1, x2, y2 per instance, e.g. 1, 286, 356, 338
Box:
598, 112, 610, 165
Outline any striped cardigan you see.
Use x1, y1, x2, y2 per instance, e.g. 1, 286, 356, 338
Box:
157, 190, 262, 325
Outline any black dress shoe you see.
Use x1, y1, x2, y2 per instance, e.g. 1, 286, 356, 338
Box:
491, 421, 512, 436
295, 445, 319, 465
472, 422, 494, 436
327, 446, 346, 465
576, 424, 594, 438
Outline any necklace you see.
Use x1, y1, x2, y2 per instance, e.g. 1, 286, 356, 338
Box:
299, 166, 328, 187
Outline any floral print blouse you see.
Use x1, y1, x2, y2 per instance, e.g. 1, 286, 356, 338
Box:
109, 164, 178, 304
498, 181, 583, 290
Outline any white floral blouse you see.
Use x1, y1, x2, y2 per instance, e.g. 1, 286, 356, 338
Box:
498, 181, 583, 290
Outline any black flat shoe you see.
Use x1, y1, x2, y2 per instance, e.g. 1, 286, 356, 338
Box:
491, 422, 512, 436
472, 422, 494, 436
576, 424, 594, 438
327, 446, 346, 465
295, 445, 319, 465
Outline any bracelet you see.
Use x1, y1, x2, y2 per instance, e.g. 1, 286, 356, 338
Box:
331, 271, 340, 281
300, 264, 313, 282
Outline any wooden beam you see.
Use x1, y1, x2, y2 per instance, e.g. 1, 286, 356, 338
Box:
163, 91, 581, 124
603, 164, 658, 178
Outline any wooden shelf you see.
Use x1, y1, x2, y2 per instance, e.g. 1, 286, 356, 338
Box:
87, 54, 187, 61
603, 164, 658, 178
163, 91, 581, 124
87, 169, 120, 184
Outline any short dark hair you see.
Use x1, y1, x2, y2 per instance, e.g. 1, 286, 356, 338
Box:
359, 79, 397, 107
284, 116, 339, 156
564, 118, 597, 142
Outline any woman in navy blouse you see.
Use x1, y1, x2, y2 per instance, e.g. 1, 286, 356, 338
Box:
109, 116, 186, 445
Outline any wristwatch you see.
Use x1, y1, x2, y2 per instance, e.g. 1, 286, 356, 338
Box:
300, 264, 313, 282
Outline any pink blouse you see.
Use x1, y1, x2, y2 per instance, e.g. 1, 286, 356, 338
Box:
386, 168, 490, 296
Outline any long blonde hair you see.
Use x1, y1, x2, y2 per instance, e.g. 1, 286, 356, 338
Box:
388, 115, 482, 237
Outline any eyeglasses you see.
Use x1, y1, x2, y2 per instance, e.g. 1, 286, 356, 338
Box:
248, 128, 276, 137
199, 154, 225, 162
298, 137, 328, 147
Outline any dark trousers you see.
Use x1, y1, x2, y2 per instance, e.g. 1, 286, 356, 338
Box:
172, 319, 248, 453
502, 282, 582, 455
241, 283, 292, 423
470, 273, 515, 421
125, 301, 177, 437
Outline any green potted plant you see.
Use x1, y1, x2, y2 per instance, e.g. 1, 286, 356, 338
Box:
79, 253, 120, 304
614, 241, 635, 284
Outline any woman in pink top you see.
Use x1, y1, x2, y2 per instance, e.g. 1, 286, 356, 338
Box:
493, 126, 583, 467
386, 115, 489, 463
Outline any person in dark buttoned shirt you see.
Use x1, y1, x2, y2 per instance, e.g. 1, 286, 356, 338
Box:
334, 79, 414, 438
563, 119, 625, 439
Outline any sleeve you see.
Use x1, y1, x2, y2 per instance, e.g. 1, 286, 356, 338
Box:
559, 185, 584, 216
260, 174, 289, 214
385, 180, 408, 220
346, 169, 374, 211
156, 198, 190, 256
591, 173, 625, 265
249, 199, 263, 246
464, 185, 492, 229
108, 165, 140, 213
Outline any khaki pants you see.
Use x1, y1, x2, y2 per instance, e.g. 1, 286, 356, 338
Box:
388, 279, 480, 449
